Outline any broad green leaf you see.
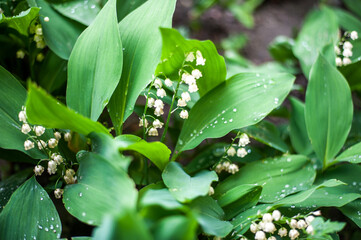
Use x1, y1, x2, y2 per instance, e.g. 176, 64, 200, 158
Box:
116, 0, 147, 21
340, 60, 361, 91
26, 82, 110, 136
0, 177, 62, 239
37, 51, 67, 93
89, 132, 131, 171
52, 0, 101, 26
108, 0, 176, 134
116, 135, 171, 170
92, 212, 152, 240
215, 184, 262, 220
63, 152, 137, 226
174, 72, 295, 154
333, 8, 361, 33
289, 97, 313, 155
67, 0, 123, 121
0, 169, 31, 213
190, 197, 233, 237
139, 188, 184, 210
162, 162, 218, 203
0, 7, 39, 36
340, 199, 361, 228
33, 0, 86, 60
335, 142, 361, 164
0, 66, 46, 159
215, 155, 316, 203
155, 28, 227, 96
242, 120, 289, 152
268, 36, 296, 63
228, 0, 263, 29
71, 237, 92, 240
153, 215, 198, 240
343, 0, 361, 19
305, 54, 353, 167
293, 7, 338, 77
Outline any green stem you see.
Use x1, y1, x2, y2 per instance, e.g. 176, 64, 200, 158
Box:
161, 80, 181, 143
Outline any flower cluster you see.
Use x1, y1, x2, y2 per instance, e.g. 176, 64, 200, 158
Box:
215, 133, 251, 175
238, 210, 321, 240
140, 50, 206, 137
335, 30, 358, 67
18, 106, 75, 198
33, 24, 46, 50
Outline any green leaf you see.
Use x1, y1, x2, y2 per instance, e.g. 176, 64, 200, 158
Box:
116, 0, 147, 21
92, 212, 152, 240
67, 0, 123, 121
293, 6, 338, 77
215, 155, 316, 203
37, 51, 67, 93
0, 169, 32, 213
268, 35, 296, 63
0, 7, 39, 36
139, 188, 184, 210
0, 176, 62, 239
305, 54, 353, 167
26, 82, 110, 136
289, 97, 313, 155
0, 66, 46, 159
215, 184, 262, 220
343, 0, 361, 19
155, 28, 227, 96
335, 142, 361, 164
89, 132, 131, 171
162, 162, 218, 203
153, 215, 198, 240
108, 0, 176, 134
333, 8, 361, 33
340, 60, 361, 91
340, 199, 361, 228
33, 0, 86, 60
242, 120, 289, 152
52, 0, 101, 26
63, 152, 138, 226
116, 135, 170, 170
190, 197, 233, 237
174, 72, 295, 154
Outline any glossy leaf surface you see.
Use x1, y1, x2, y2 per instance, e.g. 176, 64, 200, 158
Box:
67, 0, 123, 121
175, 72, 295, 154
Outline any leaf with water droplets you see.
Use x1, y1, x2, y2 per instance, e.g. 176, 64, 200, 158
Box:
335, 142, 361, 164
67, 0, 123, 121
174, 72, 295, 154
0, 176, 62, 239
52, 0, 100, 26
305, 54, 353, 168
162, 162, 218, 203
340, 199, 361, 228
293, 6, 338, 77
215, 155, 316, 203
63, 152, 137, 226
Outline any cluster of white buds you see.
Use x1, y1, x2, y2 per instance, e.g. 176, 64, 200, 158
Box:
335, 30, 358, 67
54, 188, 64, 199
64, 169, 77, 184
215, 161, 239, 174
33, 24, 46, 50
34, 165, 44, 176
244, 209, 320, 240
185, 50, 206, 66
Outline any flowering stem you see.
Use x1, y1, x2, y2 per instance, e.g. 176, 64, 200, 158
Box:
161, 80, 181, 143
143, 81, 154, 140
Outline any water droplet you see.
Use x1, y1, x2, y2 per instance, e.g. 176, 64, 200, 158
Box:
222, 110, 226, 114
38, 225, 42, 230
274, 98, 279, 104
214, 120, 218, 124
50, 225, 54, 230
285, 184, 290, 188
233, 108, 237, 112
90, 4, 95, 9
280, 169, 284, 172
40, 197, 43, 201
82, 212, 86, 217
79, 192, 82, 197
229, 119, 233, 122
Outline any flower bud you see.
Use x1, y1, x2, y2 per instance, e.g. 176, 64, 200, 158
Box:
21, 124, 31, 134
34, 126, 46, 136
48, 138, 58, 148
272, 210, 281, 221
34, 165, 44, 176
64, 132, 72, 142
226, 147, 236, 157
278, 227, 287, 237
262, 213, 273, 223
255, 231, 266, 240
179, 110, 189, 119
54, 189, 64, 199
24, 140, 35, 150
289, 229, 299, 240
148, 127, 158, 136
